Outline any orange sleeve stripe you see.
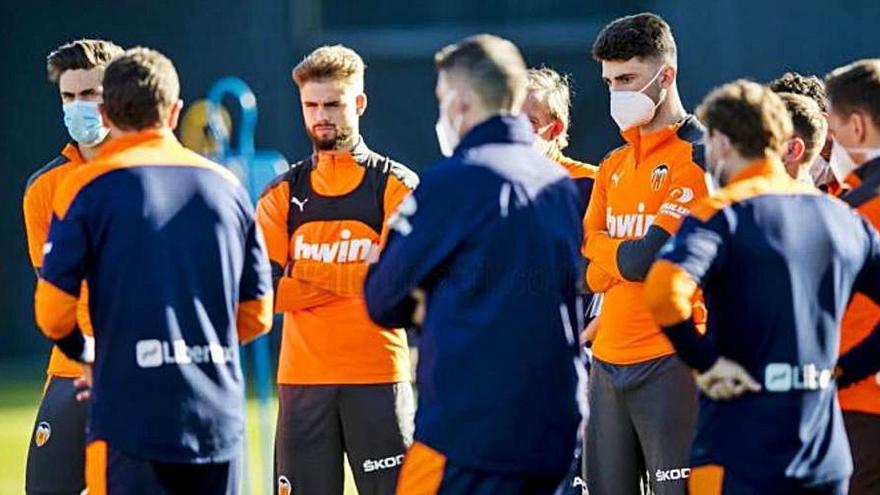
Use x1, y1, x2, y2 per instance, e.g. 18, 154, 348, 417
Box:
689, 464, 724, 495
53, 135, 236, 220
76, 282, 94, 336
644, 260, 698, 326
692, 170, 820, 222
237, 295, 274, 345
35, 279, 79, 340
85, 440, 108, 495
255, 180, 291, 266
396, 441, 447, 495
275, 276, 338, 313
52, 161, 124, 219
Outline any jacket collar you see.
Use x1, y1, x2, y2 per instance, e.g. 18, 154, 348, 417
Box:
728, 157, 787, 184
456, 114, 533, 154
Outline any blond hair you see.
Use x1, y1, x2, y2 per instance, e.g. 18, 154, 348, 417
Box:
697, 80, 793, 160
434, 34, 527, 114
527, 67, 572, 150
292, 44, 365, 90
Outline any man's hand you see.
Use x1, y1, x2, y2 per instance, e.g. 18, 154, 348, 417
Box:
580, 318, 599, 345
695, 357, 761, 400
73, 364, 92, 402
411, 289, 426, 326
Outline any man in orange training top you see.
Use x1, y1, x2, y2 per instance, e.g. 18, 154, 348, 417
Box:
583, 13, 709, 495
22, 38, 122, 495
256, 45, 418, 495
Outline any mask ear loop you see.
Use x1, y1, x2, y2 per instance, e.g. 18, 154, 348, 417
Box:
638, 66, 666, 93
642, 66, 670, 111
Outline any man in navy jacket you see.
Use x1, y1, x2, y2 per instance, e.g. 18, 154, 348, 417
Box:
364, 34, 586, 494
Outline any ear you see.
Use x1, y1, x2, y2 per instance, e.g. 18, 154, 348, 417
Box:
548, 118, 565, 140
98, 103, 112, 129
355, 92, 367, 117
852, 112, 868, 144
783, 137, 806, 164
661, 65, 677, 88
168, 99, 184, 131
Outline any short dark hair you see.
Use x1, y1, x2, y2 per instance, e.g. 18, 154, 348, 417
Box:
46, 39, 124, 83
697, 80, 793, 160
592, 13, 677, 63
825, 59, 880, 128
777, 92, 827, 165
102, 47, 180, 131
435, 34, 528, 113
768, 72, 827, 112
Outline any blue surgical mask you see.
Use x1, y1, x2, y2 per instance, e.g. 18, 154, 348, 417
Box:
63, 100, 109, 146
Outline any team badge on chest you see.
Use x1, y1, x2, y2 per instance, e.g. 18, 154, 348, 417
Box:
650, 164, 669, 191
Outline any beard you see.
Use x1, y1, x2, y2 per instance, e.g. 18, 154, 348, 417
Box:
309, 123, 355, 151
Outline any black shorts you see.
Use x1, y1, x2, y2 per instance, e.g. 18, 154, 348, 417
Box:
26, 376, 88, 495
844, 411, 880, 495
396, 441, 567, 495
275, 382, 414, 495
85, 440, 241, 495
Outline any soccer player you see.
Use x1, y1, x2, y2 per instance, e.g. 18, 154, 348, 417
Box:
524, 67, 598, 215
644, 79, 880, 494
365, 34, 585, 494
825, 59, 880, 495
22, 38, 122, 495
768, 72, 840, 189
775, 92, 828, 183
255, 45, 418, 495
34, 47, 273, 494
583, 13, 709, 495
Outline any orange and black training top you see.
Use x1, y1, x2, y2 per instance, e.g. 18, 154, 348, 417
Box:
584, 116, 709, 365
256, 138, 418, 385
839, 156, 880, 416
23, 143, 93, 378
34, 129, 273, 463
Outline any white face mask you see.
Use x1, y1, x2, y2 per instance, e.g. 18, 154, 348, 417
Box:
609, 66, 666, 131
809, 155, 831, 186
828, 139, 880, 182
532, 122, 555, 157
435, 90, 463, 157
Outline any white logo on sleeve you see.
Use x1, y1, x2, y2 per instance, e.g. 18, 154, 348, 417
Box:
42, 242, 53, 256
290, 196, 309, 212
670, 187, 695, 204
